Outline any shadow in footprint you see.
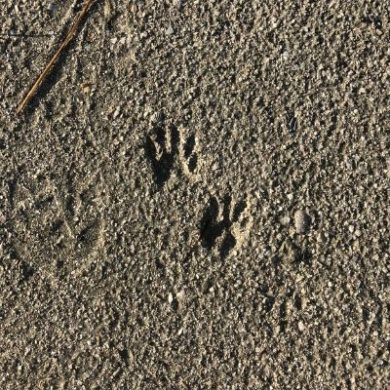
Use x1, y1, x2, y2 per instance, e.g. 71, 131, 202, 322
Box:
199, 194, 251, 258
220, 232, 236, 258
145, 124, 179, 188
181, 131, 199, 176
183, 134, 196, 159
199, 197, 226, 249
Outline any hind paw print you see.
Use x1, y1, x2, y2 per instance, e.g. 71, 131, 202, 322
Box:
60, 167, 106, 262
199, 194, 253, 258
12, 168, 106, 276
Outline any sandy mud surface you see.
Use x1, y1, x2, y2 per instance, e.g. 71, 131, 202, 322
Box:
0, 1, 389, 388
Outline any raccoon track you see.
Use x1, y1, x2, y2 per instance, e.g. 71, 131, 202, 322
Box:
199, 193, 253, 258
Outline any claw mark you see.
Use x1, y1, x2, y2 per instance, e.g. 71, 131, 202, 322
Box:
199, 194, 252, 258
287, 110, 298, 133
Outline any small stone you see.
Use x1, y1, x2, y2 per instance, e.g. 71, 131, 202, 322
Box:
113, 107, 121, 119
81, 83, 92, 95
294, 209, 310, 234
280, 215, 291, 226
298, 321, 305, 332
166, 25, 174, 35
211, 162, 219, 171
176, 290, 186, 303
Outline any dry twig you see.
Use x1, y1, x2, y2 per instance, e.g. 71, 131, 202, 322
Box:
16, 0, 96, 114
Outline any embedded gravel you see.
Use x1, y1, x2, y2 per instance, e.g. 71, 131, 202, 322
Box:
0, 1, 389, 388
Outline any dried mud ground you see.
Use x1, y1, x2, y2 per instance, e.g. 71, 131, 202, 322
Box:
0, 1, 389, 389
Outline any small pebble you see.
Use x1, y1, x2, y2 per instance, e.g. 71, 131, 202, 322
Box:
294, 209, 310, 234
166, 25, 174, 35
280, 215, 291, 226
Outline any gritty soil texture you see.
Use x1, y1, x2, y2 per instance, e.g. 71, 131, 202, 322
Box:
0, 0, 390, 389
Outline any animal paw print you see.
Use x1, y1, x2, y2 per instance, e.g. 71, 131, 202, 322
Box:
60, 166, 106, 262
199, 194, 253, 258
12, 168, 106, 277
145, 119, 200, 187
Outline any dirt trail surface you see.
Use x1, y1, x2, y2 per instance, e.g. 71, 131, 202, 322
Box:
0, 1, 389, 388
